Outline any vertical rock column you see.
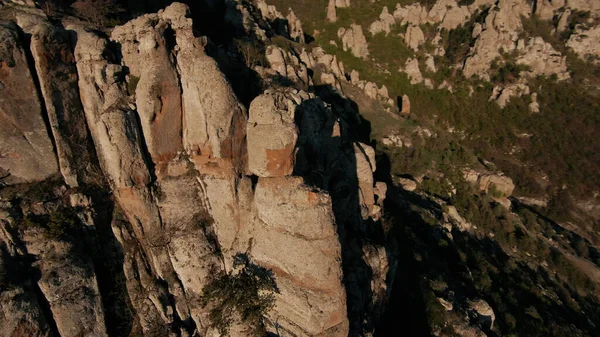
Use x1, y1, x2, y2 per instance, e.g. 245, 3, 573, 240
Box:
17, 14, 95, 187
240, 89, 350, 337
0, 21, 58, 184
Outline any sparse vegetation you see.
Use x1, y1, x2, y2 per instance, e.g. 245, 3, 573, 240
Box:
127, 75, 139, 96
201, 253, 279, 336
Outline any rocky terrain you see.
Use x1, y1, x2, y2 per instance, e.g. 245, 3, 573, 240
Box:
0, 0, 599, 337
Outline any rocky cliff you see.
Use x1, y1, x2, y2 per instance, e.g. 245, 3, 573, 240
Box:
0, 1, 393, 337
1, 0, 600, 337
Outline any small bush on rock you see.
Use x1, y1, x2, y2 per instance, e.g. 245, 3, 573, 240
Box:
201, 253, 279, 336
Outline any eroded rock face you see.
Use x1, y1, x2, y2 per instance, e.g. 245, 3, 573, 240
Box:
248, 177, 349, 336
17, 14, 95, 188
463, 0, 531, 80
111, 12, 184, 169
405, 24, 425, 51
247, 90, 300, 177
0, 22, 58, 184
516, 37, 570, 80
23, 231, 108, 337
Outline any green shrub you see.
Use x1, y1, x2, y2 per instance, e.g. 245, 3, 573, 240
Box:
127, 75, 140, 96
201, 253, 279, 336
20, 206, 82, 241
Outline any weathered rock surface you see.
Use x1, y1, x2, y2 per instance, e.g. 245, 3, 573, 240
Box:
247, 177, 349, 336
247, 90, 299, 177
516, 37, 570, 80
369, 6, 396, 35
338, 24, 369, 59
0, 22, 58, 184
567, 25, 600, 64
17, 14, 94, 188
23, 231, 108, 337
0, 2, 398, 337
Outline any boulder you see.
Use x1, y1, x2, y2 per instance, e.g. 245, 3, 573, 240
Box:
247, 90, 299, 177
469, 299, 495, 330
0, 22, 58, 184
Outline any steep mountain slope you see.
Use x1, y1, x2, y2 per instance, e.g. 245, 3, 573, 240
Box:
0, 0, 598, 337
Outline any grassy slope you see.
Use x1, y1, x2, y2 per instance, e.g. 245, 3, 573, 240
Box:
267, 0, 600, 202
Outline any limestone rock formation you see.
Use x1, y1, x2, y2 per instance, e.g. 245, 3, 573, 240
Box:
327, 0, 337, 22
463, 0, 532, 79
0, 0, 438, 336
338, 24, 369, 59
247, 177, 349, 336
401, 58, 424, 84
400, 94, 411, 115
16, 13, 94, 188
287, 9, 305, 43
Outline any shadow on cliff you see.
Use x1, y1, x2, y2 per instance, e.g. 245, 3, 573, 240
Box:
291, 84, 396, 336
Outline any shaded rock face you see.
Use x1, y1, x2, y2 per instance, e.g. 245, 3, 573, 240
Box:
0, 196, 108, 337
17, 14, 96, 188
0, 22, 58, 184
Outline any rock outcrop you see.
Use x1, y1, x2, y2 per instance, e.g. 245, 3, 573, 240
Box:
567, 25, 600, 64
338, 24, 369, 59
369, 6, 396, 35
247, 90, 300, 177
0, 1, 403, 336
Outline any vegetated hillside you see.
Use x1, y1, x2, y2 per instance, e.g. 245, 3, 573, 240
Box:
270, 0, 600, 199
261, 0, 600, 336
0, 0, 599, 337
